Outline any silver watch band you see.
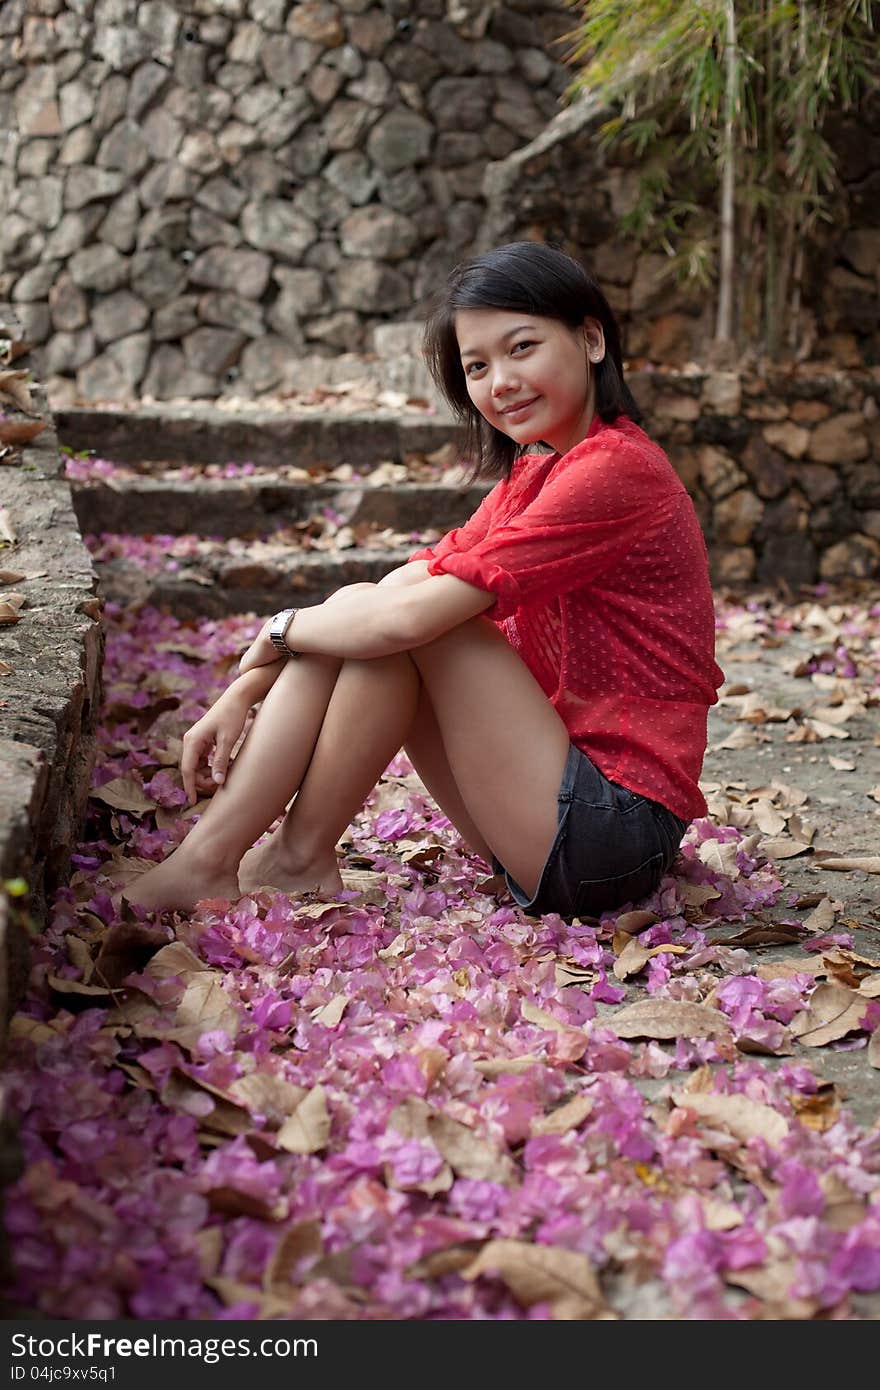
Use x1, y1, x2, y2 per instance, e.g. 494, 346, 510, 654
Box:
269, 607, 300, 657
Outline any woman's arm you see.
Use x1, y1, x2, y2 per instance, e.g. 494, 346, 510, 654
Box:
376, 559, 432, 588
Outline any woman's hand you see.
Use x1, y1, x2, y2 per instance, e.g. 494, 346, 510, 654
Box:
238, 617, 279, 675
180, 688, 251, 805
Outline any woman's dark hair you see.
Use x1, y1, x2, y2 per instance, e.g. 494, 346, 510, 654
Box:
423, 241, 642, 482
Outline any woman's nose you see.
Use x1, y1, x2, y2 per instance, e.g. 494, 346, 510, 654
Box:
490, 364, 517, 397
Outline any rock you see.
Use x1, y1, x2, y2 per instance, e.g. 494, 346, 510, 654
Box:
762, 420, 810, 459
190, 246, 272, 298
699, 445, 747, 500
44, 208, 104, 259
189, 207, 240, 248
234, 83, 281, 127
841, 228, 880, 281
428, 77, 490, 131
137, 208, 189, 253
12, 302, 51, 346
58, 78, 94, 130
127, 60, 171, 120
260, 34, 315, 87
130, 247, 188, 306
283, 124, 329, 177
141, 345, 216, 400
308, 64, 345, 106
197, 177, 247, 220
323, 151, 376, 206
630, 253, 679, 315
76, 348, 128, 401
93, 74, 129, 135
808, 412, 869, 465
288, 0, 345, 46
272, 267, 325, 315
142, 107, 184, 161
862, 510, 880, 541
68, 244, 128, 293
819, 534, 880, 581
797, 463, 839, 504
258, 90, 313, 146
517, 47, 553, 84
44, 327, 94, 374
198, 292, 264, 337
239, 335, 300, 390
138, 161, 201, 208
324, 98, 374, 151
97, 119, 151, 174
48, 273, 88, 332
491, 96, 545, 140
335, 259, 411, 312
178, 131, 222, 175
16, 140, 55, 178
153, 296, 200, 340
347, 7, 394, 55
653, 393, 701, 423
740, 436, 790, 500
65, 166, 125, 210
241, 200, 317, 260
15, 65, 61, 136
183, 327, 246, 375
137, 1, 181, 57
99, 189, 141, 254
756, 533, 817, 586
228, 20, 265, 64
216, 120, 260, 164
790, 399, 831, 424
714, 546, 756, 584
13, 176, 63, 228
347, 59, 393, 107
304, 310, 363, 348
340, 206, 417, 261
714, 488, 764, 545
92, 290, 150, 345
93, 25, 151, 71
367, 108, 433, 171
251, 0, 287, 26
702, 372, 741, 416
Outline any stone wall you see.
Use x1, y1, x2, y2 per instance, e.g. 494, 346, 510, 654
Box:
0, 305, 103, 1044
630, 366, 880, 585
3, 1, 878, 405
0, 0, 573, 401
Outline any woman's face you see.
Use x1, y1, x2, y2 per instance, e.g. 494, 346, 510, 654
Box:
455, 308, 606, 455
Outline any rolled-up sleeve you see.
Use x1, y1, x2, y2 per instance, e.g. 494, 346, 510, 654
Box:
426, 443, 679, 620
407, 478, 502, 567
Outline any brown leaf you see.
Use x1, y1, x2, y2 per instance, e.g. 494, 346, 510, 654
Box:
427, 1111, 517, 1184
175, 972, 241, 1041
227, 1072, 307, 1128
0, 507, 15, 543
146, 941, 207, 981
531, 1094, 593, 1137
461, 1240, 613, 1320
160, 1071, 251, 1137
613, 909, 657, 935
0, 369, 36, 413
276, 1085, 331, 1154
0, 659, 12, 676
802, 897, 837, 934
46, 973, 111, 1000
868, 1030, 880, 1070
264, 1220, 323, 1291
725, 1258, 820, 1318
311, 993, 348, 1027
0, 597, 23, 625
789, 983, 868, 1046
721, 923, 802, 948
603, 999, 733, 1042
760, 836, 813, 860
813, 855, 880, 873
91, 774, 158, 816
474, 1055, 546, 1077
672, 1091, 789, 1147
93, 919, 171, 990
0, 418, 46, 446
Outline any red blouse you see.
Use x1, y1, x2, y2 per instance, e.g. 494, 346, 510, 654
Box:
408, 414, 723, 820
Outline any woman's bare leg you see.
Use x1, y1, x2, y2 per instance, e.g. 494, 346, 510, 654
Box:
238, 651, 420, 894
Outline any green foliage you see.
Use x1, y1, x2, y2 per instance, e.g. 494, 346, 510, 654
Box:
565, 0, 880, 355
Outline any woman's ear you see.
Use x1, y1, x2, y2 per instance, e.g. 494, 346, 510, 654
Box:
583, 318, 606, 364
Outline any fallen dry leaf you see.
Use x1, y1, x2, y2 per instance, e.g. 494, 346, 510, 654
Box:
869, 1030, 880, 1069
276, 1085, 331, 1154
603, 999, 733, 1042
802, 897, 838, 934
0, 369, 36, 413
789, 983, 869, 1047
91, 774, 158, 816
531, 1094, 593, 1137
612, 939, 688, 980
175, 973, 241, 1041
813, 854, 880, 873
0, 418, 46, 446
461, 1240, 613, 1320
671, 1090, 789, 1146
311, 993, 348, 1027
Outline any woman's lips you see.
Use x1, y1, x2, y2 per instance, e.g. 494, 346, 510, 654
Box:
500, 396, 540, 421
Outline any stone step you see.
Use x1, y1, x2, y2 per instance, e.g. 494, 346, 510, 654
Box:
92, 540, 416, 619
72, 473, 490, 539
55, 404, 458, 470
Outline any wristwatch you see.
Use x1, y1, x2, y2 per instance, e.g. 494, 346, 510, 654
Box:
268, 607, 301, 658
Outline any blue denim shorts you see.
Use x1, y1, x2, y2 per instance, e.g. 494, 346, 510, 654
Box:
492, 743, 689, 920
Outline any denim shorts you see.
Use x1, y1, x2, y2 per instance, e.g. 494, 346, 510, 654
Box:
492, 743, 689, 920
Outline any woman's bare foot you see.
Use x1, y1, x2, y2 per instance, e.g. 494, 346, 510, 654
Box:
123, 844, 241, 913
238, 835, 344, 898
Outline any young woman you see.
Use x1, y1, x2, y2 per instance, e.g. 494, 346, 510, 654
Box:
127, 241, 723, 918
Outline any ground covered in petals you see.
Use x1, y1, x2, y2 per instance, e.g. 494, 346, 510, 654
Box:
4, 588, 880, 1320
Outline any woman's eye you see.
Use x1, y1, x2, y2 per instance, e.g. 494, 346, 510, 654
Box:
465, 362, 485, 376
512, 340, 534, 354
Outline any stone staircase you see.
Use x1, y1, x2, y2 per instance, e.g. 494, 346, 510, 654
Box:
59, 406, 488, 617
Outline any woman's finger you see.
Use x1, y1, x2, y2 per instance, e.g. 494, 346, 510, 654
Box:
181, 728, 210, 805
